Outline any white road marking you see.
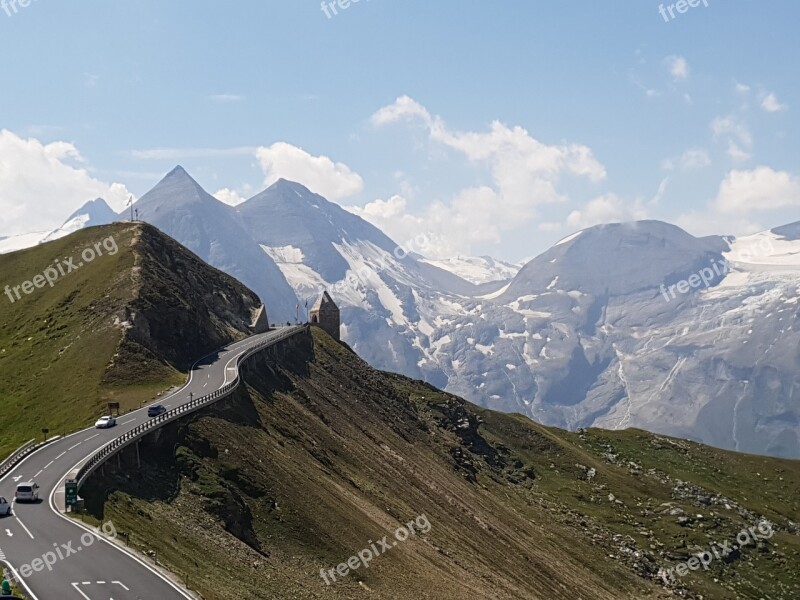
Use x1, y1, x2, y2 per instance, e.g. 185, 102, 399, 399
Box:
15, 517, 34, 539
12, 475, 22, 482
97, 580, 106, 584
5, 529, 12, 537
72, 583, 92, 600
34, 470, 42, 477
56, 451, 66, 459
44, 461, 54, 470
120, 419, 136, 425
69, 441, 82, 450
85, 434, 100, 441
113, 581, 130, 591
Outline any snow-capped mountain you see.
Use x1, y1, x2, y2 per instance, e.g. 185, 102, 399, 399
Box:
433, 221, 799, 458
237, 178, 479, 382
421, 256, 520, 285
8, 167, 798, 458
0, 198, 117, 254
127, 167, 299, 321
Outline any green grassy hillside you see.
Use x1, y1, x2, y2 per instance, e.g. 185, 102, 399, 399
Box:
82, 329, 800, 600
0, 223, 264, 458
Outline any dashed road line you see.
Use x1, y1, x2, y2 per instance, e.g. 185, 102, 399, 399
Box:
113, 580, 130, 591
55, 451, 66, 460
84, 434, 100, 441
44, 461, 54, 470
69, 441, 82, 450
120, 419, 136, 425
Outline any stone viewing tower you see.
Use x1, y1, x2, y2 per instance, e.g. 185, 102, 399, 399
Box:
309, 291, 340, 340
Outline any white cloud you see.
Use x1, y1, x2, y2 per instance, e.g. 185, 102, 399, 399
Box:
665, 55, 690, 81
209, 94, 244, 103
566, 194, 630, 229
726, 141, 752, 162
0, 130, 131, 236
714, 167, 800, 215
255, 142, 364, 200
675, 211, 762, 238
213, 188, 247, 206
681, 148, 710, 168
711, 116, 752, 146
735, 81, 751, 94
371, 96, 434, 127
711, 116, 752, 162
368, 96, 606, 256
664, 148, 711, 171
760, 92, 787, 113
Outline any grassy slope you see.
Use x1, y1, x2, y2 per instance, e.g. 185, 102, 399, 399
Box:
0, 223, 263, 458
83, 329, 799, 599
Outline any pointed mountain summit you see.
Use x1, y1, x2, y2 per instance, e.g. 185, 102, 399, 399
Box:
128, 166, 299, 320
238, 179, 402, 283
65, 198, 118, 227
41, 197, 118, 244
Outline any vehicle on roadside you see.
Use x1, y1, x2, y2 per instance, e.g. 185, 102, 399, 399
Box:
0, 496, 11, 515
95, 415, 117, 429
14, 482, 39, 503
147, 404, 167, 417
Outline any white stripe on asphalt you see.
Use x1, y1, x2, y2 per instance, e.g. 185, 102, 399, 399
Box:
71, 583, 91, 600
15, 517, 34, 540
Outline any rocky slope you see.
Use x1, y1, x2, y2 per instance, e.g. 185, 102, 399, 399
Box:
0, 222, 264, 457
81, 328, 800, 600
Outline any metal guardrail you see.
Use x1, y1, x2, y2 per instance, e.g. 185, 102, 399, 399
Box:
0, 436, 63, 481
0, 439, 36, 480
75, 325, 307, 488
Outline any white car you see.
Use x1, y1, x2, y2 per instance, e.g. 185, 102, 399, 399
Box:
95, 415, 117, 429
0, 497, 10, 516
14, 482, 39, 503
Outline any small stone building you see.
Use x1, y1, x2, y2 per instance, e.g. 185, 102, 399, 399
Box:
309, 291, 340, 340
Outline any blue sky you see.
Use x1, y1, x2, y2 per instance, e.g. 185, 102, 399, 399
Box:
0, 0, 798, 261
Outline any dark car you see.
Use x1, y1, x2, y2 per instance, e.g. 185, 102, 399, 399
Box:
147, 404, 167, 417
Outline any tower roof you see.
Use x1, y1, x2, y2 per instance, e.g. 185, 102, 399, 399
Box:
310, 291, 337, 312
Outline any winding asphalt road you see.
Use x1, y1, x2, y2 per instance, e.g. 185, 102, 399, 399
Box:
0, 327, 301, 600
